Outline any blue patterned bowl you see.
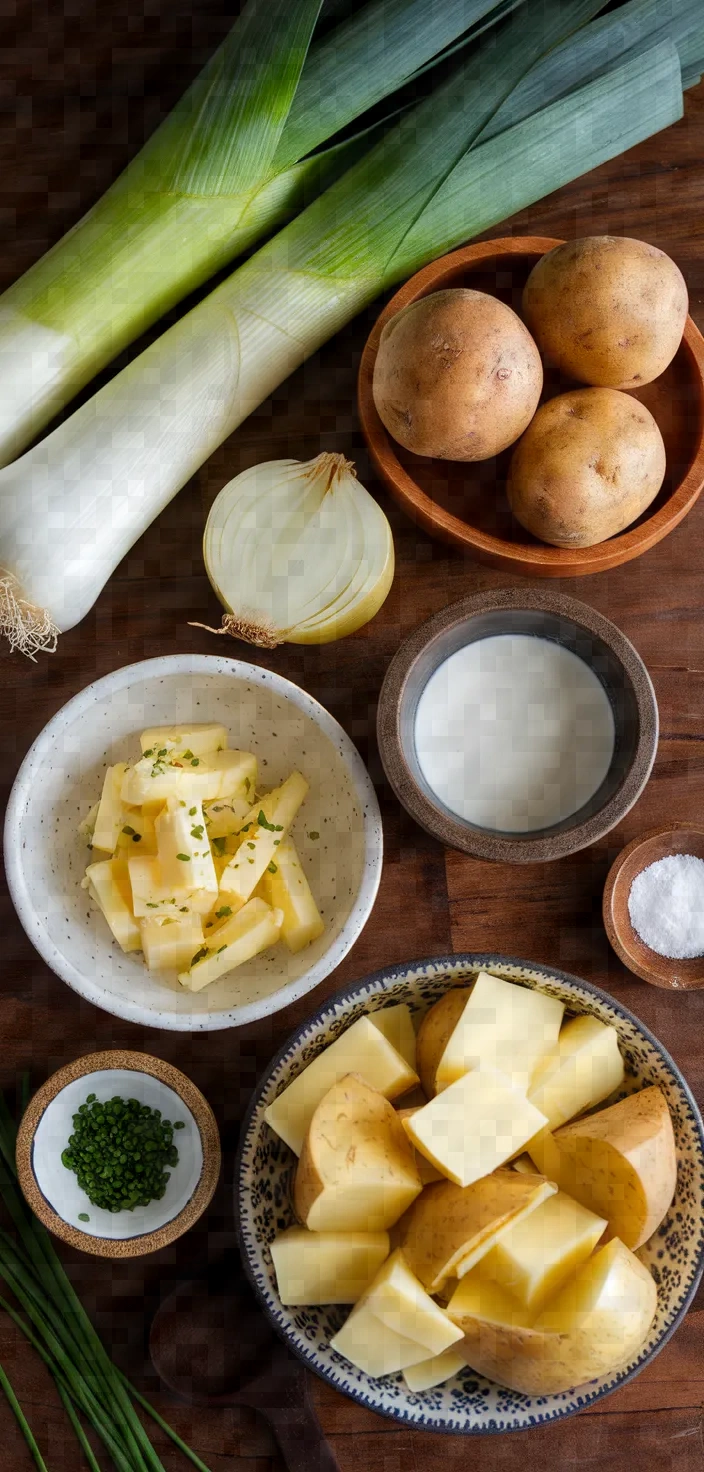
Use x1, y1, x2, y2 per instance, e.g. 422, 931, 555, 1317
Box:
235, 954, 704, 1434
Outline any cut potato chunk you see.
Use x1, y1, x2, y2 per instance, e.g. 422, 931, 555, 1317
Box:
219, 772, 308, 910
403, 1068, 548, 1187
115, 809, 158, 857
121, 750, 256, 806
203, 796, 251, 840
369, 1004, 416, 1072
155, 797, 217, 893
480, 1190, 607, 1313
92, 763, 130, 854
447, 1269, 533, 1332
84, 859, 141, 952
365, 1250, 463, 1356
399, 1170, 556, 1292
294, 1075, 422, 1233
453, 1238, 657, 1395
270, 1227, 390, 1305
512, 1154, 539, 1175
127, 854, 216, 918
139, 724, 227, 758
416, 989, 470, 1098
402, 1346, 467, 1392
330, 1306, 428, 1378
139, 913, 204, 972
264, 1017, 419, 1156
528, 1086, 676, 1251
396, 1108, 443, 1186
260, 837, 324, 953
528, 1014, 625, 1130
436, 972, 564, 1094
330, 1248, 460, 1378
178, 897, 282, 991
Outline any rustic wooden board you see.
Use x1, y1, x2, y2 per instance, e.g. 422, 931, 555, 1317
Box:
2, 3, 704, 1467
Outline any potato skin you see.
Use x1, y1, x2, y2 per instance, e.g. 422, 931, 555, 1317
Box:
372, 289, 542, 461
507, 388, 666, 548
522, 236, 688, 389
416, 988, 470, 1098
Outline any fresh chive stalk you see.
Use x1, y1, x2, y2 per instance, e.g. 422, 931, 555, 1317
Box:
0, 0, 514, 466
0, 1361, 50, 1471
0, 1093, 211, 1472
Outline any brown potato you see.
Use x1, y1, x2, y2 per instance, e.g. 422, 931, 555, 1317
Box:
416, 988, 470, 1098
372, 289, 542, 460
529, 1085, 676, 1251
507, 388, 666, 548
398, 1170, 556, 1291
294, 1073, 422, 1233
522, 236, 688, 389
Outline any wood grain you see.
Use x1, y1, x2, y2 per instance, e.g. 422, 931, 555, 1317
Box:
1, 4, 704, 1468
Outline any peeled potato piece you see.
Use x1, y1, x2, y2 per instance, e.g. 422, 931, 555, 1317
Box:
264, 1016, 419, 1156
270, 1227, 389, 1305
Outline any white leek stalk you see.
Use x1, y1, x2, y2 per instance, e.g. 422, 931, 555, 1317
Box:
0, 24, 683, 657
0, 0, 510, 467
199, 454, 394, 646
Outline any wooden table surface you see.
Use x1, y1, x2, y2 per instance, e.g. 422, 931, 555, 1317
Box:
3, 4, 704, 1468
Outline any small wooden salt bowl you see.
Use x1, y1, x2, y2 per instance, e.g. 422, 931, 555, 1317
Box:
603, 826, 704, 989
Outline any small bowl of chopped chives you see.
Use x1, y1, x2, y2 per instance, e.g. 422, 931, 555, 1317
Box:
15, 1051, 221, 1256
603, 825, 704, 989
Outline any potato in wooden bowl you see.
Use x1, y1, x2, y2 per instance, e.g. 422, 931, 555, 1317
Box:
507, 387, 666, 548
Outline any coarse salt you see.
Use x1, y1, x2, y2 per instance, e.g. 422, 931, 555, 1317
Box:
628, 853, 704, 959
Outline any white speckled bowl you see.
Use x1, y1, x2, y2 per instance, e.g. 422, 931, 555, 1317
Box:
236, 954, 704, 1435
4, 656, 382, 1031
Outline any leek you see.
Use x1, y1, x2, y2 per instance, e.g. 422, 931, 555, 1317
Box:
0, 0, 514, 467
0, 19, 684, 657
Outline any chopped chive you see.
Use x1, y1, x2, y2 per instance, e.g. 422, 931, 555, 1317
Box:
176, 854, 191, 862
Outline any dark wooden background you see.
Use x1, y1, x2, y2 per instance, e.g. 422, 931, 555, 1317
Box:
2, 3, 704, 1467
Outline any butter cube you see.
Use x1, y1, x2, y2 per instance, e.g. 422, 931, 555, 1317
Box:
219, 772, 308, 909
402, 1068, 548, 1188
155, 797, 217, 893
178, 897, 282, 992
264, 1016, 420, 1156
260, 837, 324, 952
270, 1227, 390, 1306
436, 972, 564, 1094
92, 763, 130, 854
139, 913, 204, 971
140, 723, 227, 758
84, 859, 141, 952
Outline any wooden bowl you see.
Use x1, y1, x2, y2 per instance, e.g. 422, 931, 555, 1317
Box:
603, 827, 704, 989
358, 237, 704, 576
377, 588, 658, 864
16, 1051, 221, 1257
